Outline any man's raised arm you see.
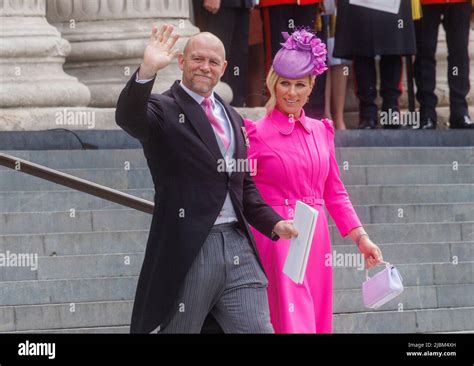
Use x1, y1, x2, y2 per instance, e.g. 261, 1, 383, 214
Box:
115, 24, 180, 142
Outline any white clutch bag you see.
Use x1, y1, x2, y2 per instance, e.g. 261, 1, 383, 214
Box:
362, 261, 404, 309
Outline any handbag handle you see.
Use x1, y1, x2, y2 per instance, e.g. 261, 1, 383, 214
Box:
365, 261, 391, 281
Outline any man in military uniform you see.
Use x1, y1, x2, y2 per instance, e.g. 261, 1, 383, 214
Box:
413, 0, 473, 129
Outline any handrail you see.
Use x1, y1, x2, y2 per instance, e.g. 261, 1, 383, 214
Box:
0, 152, 154, 214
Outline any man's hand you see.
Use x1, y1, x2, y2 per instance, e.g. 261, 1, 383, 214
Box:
138, 24, 181, 80
203, 0, 221, 14
273, 220, 298, 240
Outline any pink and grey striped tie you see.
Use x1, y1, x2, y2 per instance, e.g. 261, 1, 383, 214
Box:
201, 97, 230, 149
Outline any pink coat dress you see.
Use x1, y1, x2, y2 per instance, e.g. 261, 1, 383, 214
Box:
244, 108, 362, 333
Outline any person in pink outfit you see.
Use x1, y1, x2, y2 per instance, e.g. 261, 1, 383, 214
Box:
244, 29, 384, 333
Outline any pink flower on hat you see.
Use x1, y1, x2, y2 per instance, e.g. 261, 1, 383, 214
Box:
278, 28, 328, 77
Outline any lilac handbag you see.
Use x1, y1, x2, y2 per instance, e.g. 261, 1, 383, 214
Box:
362, 261, 404, 309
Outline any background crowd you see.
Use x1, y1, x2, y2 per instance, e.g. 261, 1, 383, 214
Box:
192, 0, 474, 129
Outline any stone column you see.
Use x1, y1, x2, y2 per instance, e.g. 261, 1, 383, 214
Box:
45, 0, 207, 108
0, 0, 92, 129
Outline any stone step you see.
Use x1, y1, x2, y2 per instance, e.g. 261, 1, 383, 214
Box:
2, 126, 474, 150
334, 242, 474, 265
0, 168, 153, 191
0, 278, 472, 323
0, 259, 472, 290
346, 202, 474, 225
1, 164, 473, 192
0, 271, 472, 329
0, 200, 472, 241
0, 130, 141, 151
1, 184, 473, 213
3, 147, 473, 169
1, 297, 473, 333
340, 165, 474, 185
334, 124, 474, 147
0, 188, 154, 213
0, 150, 145, 171
1, 150, 148, 170
332, 221, 474, 245
0, 230, 148, 257
1, 223, 471, 260
0, 255, 142, 282
6, 325, 130, 334
12, 326, 469, 334
345, 184, 474, 205
0, 206, 472, 242
333, 262, 474, 290
334, 306, 474, 333
0, 277, 137, 306
431, 330, 474, 334
0, 241, 472, 282
2, 203, 474, 239
0, 300, 133, 332
333, 284, 474, 314
336, 147, 474, 165
0, 209, 152, 235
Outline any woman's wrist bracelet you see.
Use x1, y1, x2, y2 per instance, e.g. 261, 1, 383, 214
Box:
355, 233, 369, 247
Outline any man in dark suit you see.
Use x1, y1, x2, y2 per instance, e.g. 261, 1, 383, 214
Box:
413, 0, 473, 129
116, 24, 298, 333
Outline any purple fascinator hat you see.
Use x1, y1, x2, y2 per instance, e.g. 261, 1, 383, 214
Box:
272, 28, 328, 79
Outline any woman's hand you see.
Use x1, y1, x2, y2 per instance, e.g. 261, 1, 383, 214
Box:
358, 236, 384, 269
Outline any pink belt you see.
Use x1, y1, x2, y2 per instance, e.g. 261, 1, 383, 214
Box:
266, 196, 324, 207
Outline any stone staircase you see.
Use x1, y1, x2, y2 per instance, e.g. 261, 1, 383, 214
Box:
0, 146, 473, 333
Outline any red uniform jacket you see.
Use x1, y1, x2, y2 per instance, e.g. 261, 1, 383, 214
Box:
421, 0, 468, 4
259, 0, 321, 6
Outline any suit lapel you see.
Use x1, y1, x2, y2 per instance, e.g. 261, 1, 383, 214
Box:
171, 81, 223, 162
171, 81, 246, 177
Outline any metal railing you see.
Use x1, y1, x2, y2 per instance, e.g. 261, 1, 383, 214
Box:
0, 152, 154, 214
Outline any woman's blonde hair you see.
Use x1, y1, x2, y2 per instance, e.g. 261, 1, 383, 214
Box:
264, 68, 315, 114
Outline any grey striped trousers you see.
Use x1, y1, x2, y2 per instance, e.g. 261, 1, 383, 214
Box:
158, 223, 274, 334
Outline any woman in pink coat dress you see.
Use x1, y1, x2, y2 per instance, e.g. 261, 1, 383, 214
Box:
244, 29, 384, 333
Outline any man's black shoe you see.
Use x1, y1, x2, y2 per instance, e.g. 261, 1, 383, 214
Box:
450, 115, 474, 129
414, 117, 437, 130
382, 124, 400, 129
358, 118, 377, 129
